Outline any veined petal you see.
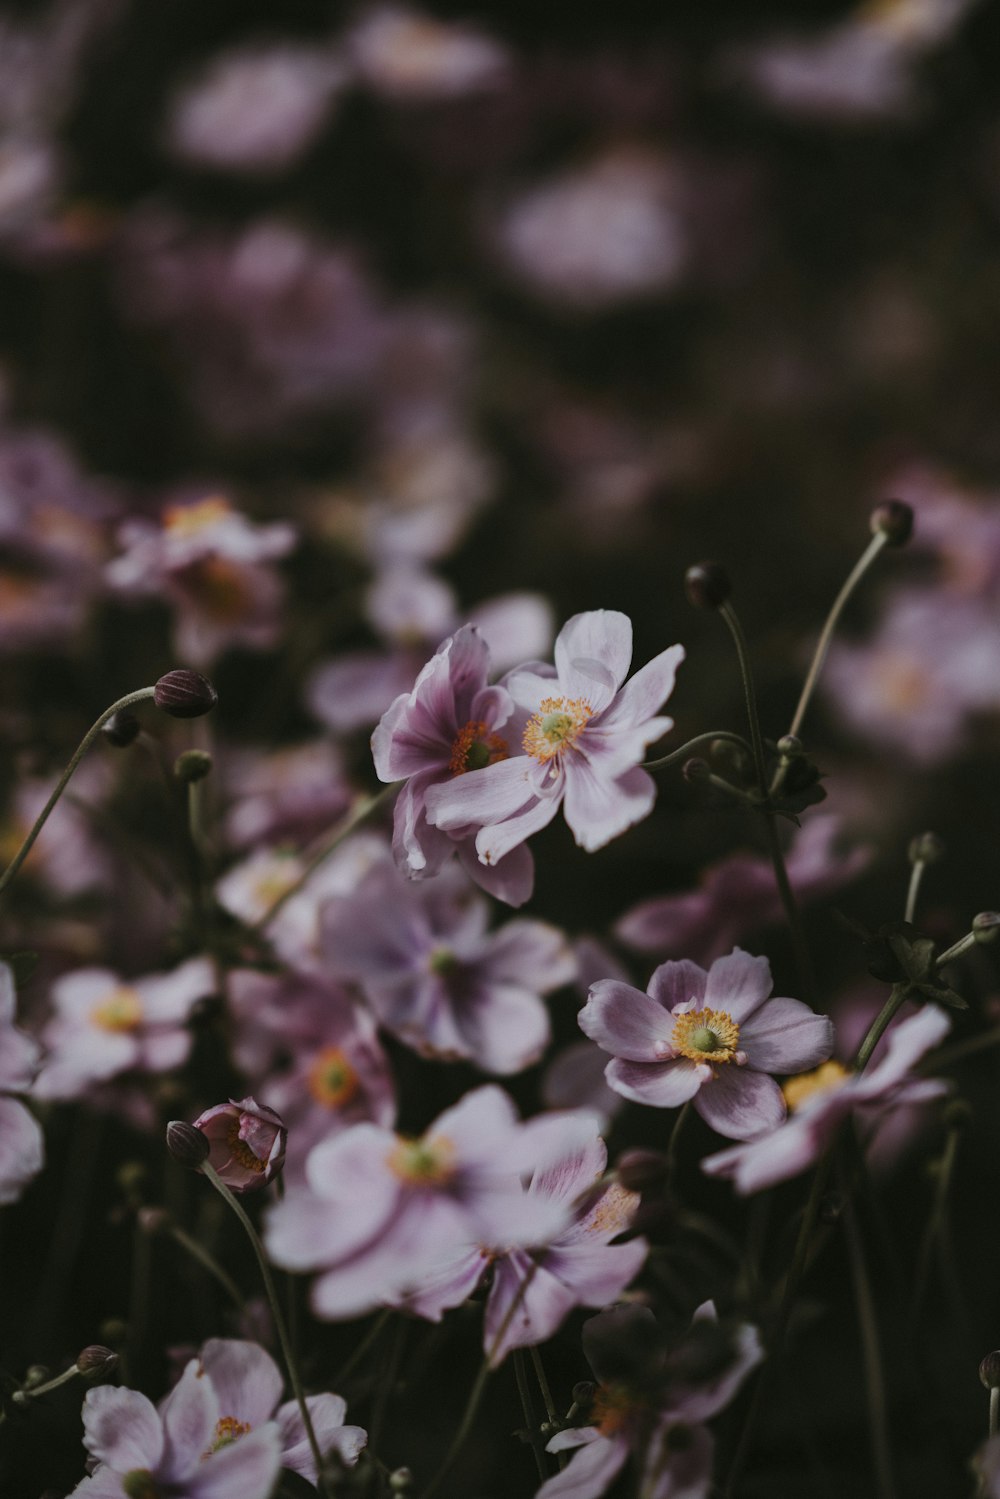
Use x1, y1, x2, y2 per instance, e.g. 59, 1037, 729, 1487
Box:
555, 610, 633, 708
188, 1423, 283, 1499
647, 960, 709, 1013
159, 1360, 219, 1481
703, 949, 773, 1021
198, 1339, 283, 1429
484, 1253, 577, 1364
475, 788, 561, 866
426, 756, 538, 831
740, 998, 834, 1075
562, 762, 656, 853
579, 980, 674, 1061
600, 643, 685, 729
693, 1067, 786, 1141
82, 1385, 164, 1472
606, 1056, 708, 1107
537, 1430, 629, 1499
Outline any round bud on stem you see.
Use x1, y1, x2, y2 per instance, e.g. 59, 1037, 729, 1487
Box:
153, 670, 218, 719
572, 1381, 596, 1408
908, 832, 945, 866
980, 1352, 1000, 1389
870, 500, 914, 547
389, 1469, 414, 1492
174, 749, 213, 784
615, 1149, 669, 1194
165, 1120, 210, 1170
973, 912, 1000, 945
76, 1345, 118, 1379
682, 757, 711, 784
685, 562, 732, 610
102, 710, 141, 748
776, 734, 803, 758
137, 1206, 170, 1237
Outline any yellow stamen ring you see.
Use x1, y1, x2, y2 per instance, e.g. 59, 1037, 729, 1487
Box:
449, 720, 508, 775
307, 1047, 360, 1110
387, 1132, 457, 1186
225, 1118, 267, 1175
522, 696, 593, 763
90, 986, 144, 1033
670, 1007, 741, 1064
782, 1060, 849, 1112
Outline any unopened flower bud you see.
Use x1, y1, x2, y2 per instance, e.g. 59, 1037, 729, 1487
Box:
76, 1345, 118, 1379
682, 757, 711, 784
24, 1365, 49, 1389
102, 710, 141, 748
100, 1318, 127, 1347
615, 1149, 668, 1194
571, 1380, 596, 1407
165, 1120, 210, 1170
908, 832, 944, 866
137, 1206, 170, 1236
981, 1351, 1000, 1389
943, 1098, 972, 1131
192, 1097, 287, 1191
685, 561, 732, 610
973, 912, 1000, 944
174, 749, 213, 783
389, 1468, 414, 1492
776, 734, 802, 758
870, 499, 914, 547
153, 669, 218, 719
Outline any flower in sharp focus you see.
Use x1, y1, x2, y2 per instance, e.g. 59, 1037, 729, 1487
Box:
193, 1097, 288, 1191
579, 948, 834, 1141
425, 609, 684, 864
702, 1003, 951, 1194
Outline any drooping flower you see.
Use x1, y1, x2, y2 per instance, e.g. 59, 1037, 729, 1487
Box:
702, 1003, 950, 1194
193, 1098, 288, 1192
266, 1086, 572, 1320
579, 948, 833, 1141
321, 859, 575, 1074
393, 1111, 647, 1366
32, 958, 215, 1102
425, 610, 684, 864
0, 963, 44, 1205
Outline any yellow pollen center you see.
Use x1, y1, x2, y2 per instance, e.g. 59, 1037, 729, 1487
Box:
210, 1415, 251, 1453
90, 986, 144, 1033
183, 557, 253, 622
307, 1047, 360, 1110
449, 720, 509, 775
387, 1132, 457, 1186
251, 863, 301, 908
583, 1181, 639, 1237
782, 1060, 850, 1112
225, 1118, 267, 1175
670, 1007, 740, 1063
163, 495, 233, 536
522, 696, 593, 763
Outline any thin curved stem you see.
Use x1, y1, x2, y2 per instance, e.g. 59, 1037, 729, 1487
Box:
643, 730, 753, 772
0, 687, 156, 905
786, 531, 888, 744
200, 1164, 329, 1497
841, 1191, 897, 1499
904, 860, 927, 925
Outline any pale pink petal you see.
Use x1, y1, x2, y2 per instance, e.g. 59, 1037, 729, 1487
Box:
426, 755, 538, 831
537, 1429, 629, 1499
518, 1112, 606, 1203
70, 1472, 132, 1498
606, 1056, 708, 1107
739, 998, 834, 1074
562, 761, 655, 853
542, 1040, 625, 1127
579, 980, 673, 1061
0, 1022, 40, 1092
665, 1321, 763, 1424
543, 1235, 647, 1303
476, 787, 562, 865
265, 1193, 374, 1273
139, 958, 215, 1023
855, 1005, 950, 1099
453, 980, 551, 1074
159, 1359, 219, 1481
478, 919, 577, 992
0, 1096, 44, 1205
641, 1420, 713, 1499
82, 1385, 164, 1471
555, 610, 633, 708
600, 644, 685, 729
693, 1067, 786, 1141
432, 1084, 519, 1164
647, 960, 709, 1012
392, 1245, 489, 1322
484, 1252, 578, 1364
277, 1393, 366, 1479
703, 949, 773, 1021
188, 1423, 283, 1499
457, 837, 534, 907
702, 1109, 837, 1194
198, 1339, 283, 1428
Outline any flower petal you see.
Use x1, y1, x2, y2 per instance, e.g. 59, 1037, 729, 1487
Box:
562, 762, 655, 853
537, 1430, 629, 1499
739, 998, 834, 1075
159, 1359, 219, 1481
555, 610, 633, 708
82, 1385, 164, 1472
693, 1067, 786, 1141
606, 1056, 708, 1108
188, 1423, 283, 1499
647, 960, 709, 1013
198, 1339, 283, 1429
600, 643, 685, 729
579, 980, 673, 1061
703, 949, 773, 1021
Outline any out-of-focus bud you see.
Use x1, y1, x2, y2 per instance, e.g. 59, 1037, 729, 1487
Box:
571, 1380, 596, 1408
908, 832, 944, 866
102, 709, 141, 748
165, 1119, 211, 1170
192, 1097, 287, 1191
76, 1345, 118, 1380
870, 499, 914, 547
137, 1206, 170, 1236
174, 749, 213, 783
980, 1351, 1000, 1389
389, 1469, 414, 1492
973, 912, 1000, 945
943, 1098, 972, 1131
615, 1149, 668, 1194
153, 669, 218, 719
776, 734, 802, 758
682, 757, 711, 784
685, 561, 732, 610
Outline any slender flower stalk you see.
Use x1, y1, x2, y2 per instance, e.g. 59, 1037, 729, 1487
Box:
166, 1219, 245, 1309
643, 729, 753, 772
198, 1160, 330, 1497
513, 1349, 549, 1481
0, 687, 157, 904
841, 1189, 897, 1499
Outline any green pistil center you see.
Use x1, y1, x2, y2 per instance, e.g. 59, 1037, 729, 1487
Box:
122, 1472, 161, 1499
689, 1026, 719, 1053
429, 947, 458, 975
540, 711, 574, 743
464, 739, 492, 771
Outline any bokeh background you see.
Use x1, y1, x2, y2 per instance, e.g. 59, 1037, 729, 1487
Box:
2, 1, 1000, 1495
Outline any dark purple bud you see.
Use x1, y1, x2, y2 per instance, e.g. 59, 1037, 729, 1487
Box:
165, 1120, 210, 1169
908, 832, 944, 866
102, 710, 141, 748
153, 670, 218, 719
981, 1352, 1000, 1389
682, 757, 711, 784
685, 561, 732, 609
76, 1345, 118, 1379
973, 912, 1000, 945
615, 1149, 668, 1194
173, 749, 213, 783
870, 499, 914, 547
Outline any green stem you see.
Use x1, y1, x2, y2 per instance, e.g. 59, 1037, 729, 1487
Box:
665, 1101, 692, 1188
11, 1361, 82, 1404
643, 730, 753, 772
251, 783, 400, 934
514, 1350, 549, 1481
0, 687, 156, 905
904, 860, 927, 925
841, 1192, 897, 1499
853, 985, 911, 1074
910, 1123, 961, 1320
334, 1309, 393, 1388
934, 930, 977, 969
168, 1222, 244, 1310
200, 1163, 329, 1497
785, 531, 889, 746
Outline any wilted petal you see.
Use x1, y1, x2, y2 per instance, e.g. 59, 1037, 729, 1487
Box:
579, 980, 673, 1061
692, 1067, 786, 1141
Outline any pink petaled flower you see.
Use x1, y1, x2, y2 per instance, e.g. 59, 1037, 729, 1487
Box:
425, 610, 684, 864
32, 958, 215, 1103
72, 1337, 365, 1496
579, 948, 834, 1141
194, 1098, 288, 1192
393, 1111, 647, 1366
372, 622, 535, 906
321, 860, 576, 1074
0, 963, 44, 1206
702, 1004, 950, 1194
265, 1086, 572, 1320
